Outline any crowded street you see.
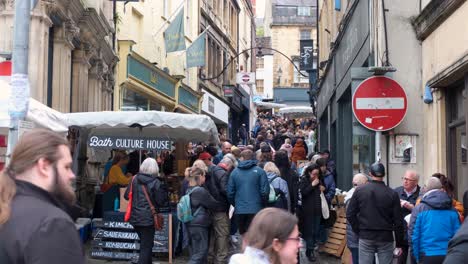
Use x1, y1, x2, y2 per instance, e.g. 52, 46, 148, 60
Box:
1, 0, 468, 264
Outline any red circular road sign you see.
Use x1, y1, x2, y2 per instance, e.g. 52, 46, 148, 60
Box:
352, 76, 407, 131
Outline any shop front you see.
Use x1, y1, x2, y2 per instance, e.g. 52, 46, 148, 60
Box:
174, 84, 202, 114
116, 40, 201, 114
317, 0, 371, 190
201, 88, 229, 139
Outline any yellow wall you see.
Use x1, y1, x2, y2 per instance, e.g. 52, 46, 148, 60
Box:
421, 1, 468, 178
116, 0, 199, 94
271, 26, 317, 87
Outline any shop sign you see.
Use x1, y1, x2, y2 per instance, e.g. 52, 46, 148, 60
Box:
127, 56, 176, 98
88, 135, 171, 150
202, 89, 229, 124
223, 85, 234, 97
178, 86, 199, 112
300, 39, 314, 71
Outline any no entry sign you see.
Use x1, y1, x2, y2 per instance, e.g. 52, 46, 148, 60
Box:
352, 76, 407, 131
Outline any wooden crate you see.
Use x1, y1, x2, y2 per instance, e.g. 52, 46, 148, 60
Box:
320, 210, 347, 258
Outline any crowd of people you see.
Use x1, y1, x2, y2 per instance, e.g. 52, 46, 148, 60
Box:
3, 120, 468, 264
174, 114, 338, 264
345, 165, 468, 264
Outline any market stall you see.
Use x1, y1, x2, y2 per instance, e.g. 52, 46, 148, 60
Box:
65, 110, 219, 262
0, 79, 69, 170
278, 106, 315, 119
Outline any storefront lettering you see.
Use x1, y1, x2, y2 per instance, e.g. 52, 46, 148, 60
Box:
89, 136, 114, 148
88, 136, 171, 150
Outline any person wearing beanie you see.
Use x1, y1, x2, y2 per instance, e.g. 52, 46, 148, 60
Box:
408, 177, 461, 264
347, 162, 404, 264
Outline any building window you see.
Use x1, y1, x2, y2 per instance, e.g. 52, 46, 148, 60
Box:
122, 88, 149, 111
447, 79, 467, 200
293, 60, 309, 84
256, 57, 264, 69
297, 6, 311, 16
276, 5, 297, 16
300, 29, 311, 40
256, 80, 264, 94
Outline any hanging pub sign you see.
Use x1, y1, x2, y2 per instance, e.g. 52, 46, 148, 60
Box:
88, 135, 172, 150
300, 39, 314, 71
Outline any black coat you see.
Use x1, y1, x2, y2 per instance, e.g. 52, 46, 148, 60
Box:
205, 165, 230, 212
0, 180, 85, 264
187, 186, 224, 227
444, 219, 468, 263
124, 173, 169, 227
298, 176, 321, 236
346, 180, 404, 246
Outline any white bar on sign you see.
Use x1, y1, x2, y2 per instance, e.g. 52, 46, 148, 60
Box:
355, 97, 405, 110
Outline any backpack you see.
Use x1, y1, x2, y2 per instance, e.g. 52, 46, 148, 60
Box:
177, 187, 201, 223
268, 176, 288, 210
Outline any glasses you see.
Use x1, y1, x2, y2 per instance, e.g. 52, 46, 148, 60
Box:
402, 177, 417, 182
285, 234, 302, 243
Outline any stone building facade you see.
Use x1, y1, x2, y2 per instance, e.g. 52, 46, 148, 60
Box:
0, 0, 117, 112
413, 0, 468, 200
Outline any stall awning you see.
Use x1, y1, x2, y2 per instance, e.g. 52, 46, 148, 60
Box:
0, 80, 69, 133
254, 101, 287, 109
278, 106, 315, 118
66, 110, 220, 144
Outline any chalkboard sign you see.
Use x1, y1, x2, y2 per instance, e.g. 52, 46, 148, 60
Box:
90, 250, 138, 260
90, 214, 173, 263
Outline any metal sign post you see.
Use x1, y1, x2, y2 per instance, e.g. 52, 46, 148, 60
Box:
7, 0, 32, 164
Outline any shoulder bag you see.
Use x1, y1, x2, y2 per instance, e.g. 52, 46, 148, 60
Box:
142, 185, 164, 230
124, 176, 136, 222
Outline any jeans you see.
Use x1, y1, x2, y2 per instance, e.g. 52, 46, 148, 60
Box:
209, 212, 230, 264
359, 239, 394, 264
236, 214, 255, 235
188, 225, 210, 264
230, 214, 238, 235
134, 225, 155, 264
319, 224, 329, 243
349, 247, 359, 264
304, 215, 321, 251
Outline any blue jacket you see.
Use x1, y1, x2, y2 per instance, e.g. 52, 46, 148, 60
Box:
213, 152, 224, 165
409, 190, 461, 262
323, 171, 336, 204
227, 160, 270, 214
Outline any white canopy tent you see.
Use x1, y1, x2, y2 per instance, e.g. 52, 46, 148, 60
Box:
0, 80, 69, 134
254, 101, 287, 109
278, 106, 315, 119
66, 110, 220, 145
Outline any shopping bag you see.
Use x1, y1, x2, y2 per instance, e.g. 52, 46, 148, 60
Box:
320, 192, 330, 219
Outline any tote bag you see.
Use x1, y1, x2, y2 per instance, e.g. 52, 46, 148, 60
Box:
320, 191, 330, 219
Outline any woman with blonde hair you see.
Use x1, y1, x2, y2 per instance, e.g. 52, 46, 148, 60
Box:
263, 162, 290, 211
229, 207, 302, 264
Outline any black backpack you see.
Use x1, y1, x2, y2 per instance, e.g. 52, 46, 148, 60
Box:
267, 176, 288, 210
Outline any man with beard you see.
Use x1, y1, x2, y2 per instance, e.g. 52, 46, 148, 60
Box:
0, 129, 84, 264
